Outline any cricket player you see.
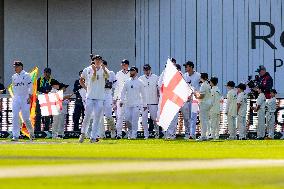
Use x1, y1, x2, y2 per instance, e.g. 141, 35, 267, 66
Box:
113, 59, 130, 139
225, 81, 238, 140
79, 55, 109, 143
11, 61, 35, 141
139, 64, 159, 139
209, 77, 221, 140
266, 89, 277, 139
194, 73, 211, 141
183, 61, 201, 139
99, 60, 116, 139
253, 85, 266, 140
120, 66, 146, 139
236, 83, 248, 140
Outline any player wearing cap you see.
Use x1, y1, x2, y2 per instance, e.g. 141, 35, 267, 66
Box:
139, 64, 159, 139
120, 66, 146, 139
99, 60, 116, 139
236, 83, 248, 140
225, 81, 238, 140
11, 61, 35, 141
194, 73, 211, 141
78, 55, 109, 143
209, 77, 221, 140
266, 89, 277, 139
252, 85, 266, 140
183, 61, 201, 139
113, 59, 130, 139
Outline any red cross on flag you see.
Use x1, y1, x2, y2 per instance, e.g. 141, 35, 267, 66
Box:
157, 59, 193, 129
38, 90, 63, 116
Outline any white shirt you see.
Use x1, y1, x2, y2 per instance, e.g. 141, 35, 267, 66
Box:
226, 88, 238, 116
266, 97, 276, 113
210, 86, 221, 114
81, 66, 108, 100
105, 70, 116, 95
256, 93, 266, 111
121, 77, 146, 107
114, 70, 130, 100
237, 92, 248, 117
12, 70, 32, 97
183, 71, 201, 91
199, 81, 211, 106
139, 74, 159, 105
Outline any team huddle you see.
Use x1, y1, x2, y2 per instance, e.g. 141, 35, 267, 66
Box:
8, 56, 279, 142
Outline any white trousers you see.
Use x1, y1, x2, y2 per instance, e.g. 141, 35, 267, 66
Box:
237, 115, 246, 139
141, 104, 158, 138
209, 113, 220, 139
190, 112, 198, 137
166, 112, 179, 138
199, 103, 210, 139
81, 99, 104, 139
266, 112, 275, 138
257, 109, 266, 138
181, 102, 190, 138
12, 96, 34, 138
115, 100, 125, 137
98, 93, 114, 138
52, 113, 65, 137
227, 115, 237, 139
125, 106, 140, 139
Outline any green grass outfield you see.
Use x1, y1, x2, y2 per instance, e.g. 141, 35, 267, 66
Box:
0, 139, 284, 188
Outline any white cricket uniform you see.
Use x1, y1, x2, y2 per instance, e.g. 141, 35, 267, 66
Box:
183, 71, 201, 139
11, 70, 34, 138
226, 88, 238, 139
198, 81, 211, 139
121, 77, 146, 139
209, 86, 221, 139
80, 66, 108, 139
256, 93, 266, 138
139, 74, 159, 138
266, 97, 276, 138
237, 92, 248, 139
98, 70, 116, 138
113, 70, 130, 137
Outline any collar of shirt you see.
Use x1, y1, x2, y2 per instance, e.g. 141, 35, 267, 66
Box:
122, 70, 129, 74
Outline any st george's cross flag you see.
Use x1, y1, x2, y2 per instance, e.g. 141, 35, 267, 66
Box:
157, 59, 193, 130
38, 90, 63, 116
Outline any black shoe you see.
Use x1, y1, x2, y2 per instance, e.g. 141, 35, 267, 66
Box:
239, 138, 247, 140
257, 137, 264, 140
116, 136, 121, 140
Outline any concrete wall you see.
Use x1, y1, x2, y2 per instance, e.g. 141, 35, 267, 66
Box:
3, 0, 135, 90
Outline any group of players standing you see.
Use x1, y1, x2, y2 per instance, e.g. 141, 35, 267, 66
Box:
6, 55, 279, 142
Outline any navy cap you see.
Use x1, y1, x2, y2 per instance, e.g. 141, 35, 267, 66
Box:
130, 66, 138, 73
121, 59, 129, 65
183, 61, 194, 68
59, 83, 69, 90
143, 64, 151, 70
236, 83, 246, 90
225, 81, 235, 87
44, 67, 51, 74
92, 55, 102, 61
200, 72, 208, 80
50, 79, 60, 86
13, 61, 23, 67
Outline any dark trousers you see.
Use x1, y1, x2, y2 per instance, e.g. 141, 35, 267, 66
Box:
73, 101, 85, 132
35, 99, 53, 131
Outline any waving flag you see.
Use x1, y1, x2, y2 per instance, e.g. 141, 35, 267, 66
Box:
157, 59, 193, 129
8, 67, 38, 137
38, 90, 63, 116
